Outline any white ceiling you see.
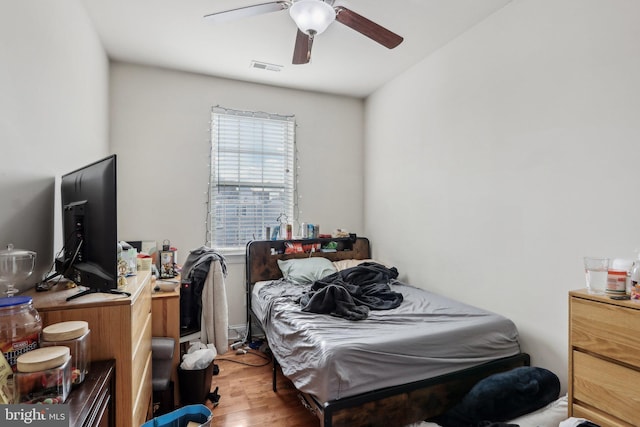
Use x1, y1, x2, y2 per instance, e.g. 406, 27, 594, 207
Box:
80, 0, 512, 98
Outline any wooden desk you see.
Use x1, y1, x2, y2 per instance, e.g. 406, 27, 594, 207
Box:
151, 278, 180, 407
23, 272, 152, 427
67, 359, 115, 427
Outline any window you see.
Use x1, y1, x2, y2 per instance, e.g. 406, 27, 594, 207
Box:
209, 106, 296, 251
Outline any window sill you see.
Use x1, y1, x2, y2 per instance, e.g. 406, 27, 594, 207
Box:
219, 251, 246, 264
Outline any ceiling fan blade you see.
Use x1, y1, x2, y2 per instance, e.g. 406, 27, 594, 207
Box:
204, 1, 289, 24
334, 7, 403, 49
292, 29, 313, 64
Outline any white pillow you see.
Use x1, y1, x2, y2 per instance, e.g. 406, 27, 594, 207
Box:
332, 259, 379, 271
277, 257, 337, 285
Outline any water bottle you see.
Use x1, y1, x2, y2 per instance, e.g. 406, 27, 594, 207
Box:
630, 254, 640, 299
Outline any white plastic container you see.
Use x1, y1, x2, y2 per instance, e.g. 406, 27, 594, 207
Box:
41, 321, 90, 385
606, 269, 627, 296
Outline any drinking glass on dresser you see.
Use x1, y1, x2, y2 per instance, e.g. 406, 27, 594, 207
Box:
584, 257, 609, 295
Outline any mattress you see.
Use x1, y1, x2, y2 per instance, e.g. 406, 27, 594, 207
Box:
252, 279, 521, 403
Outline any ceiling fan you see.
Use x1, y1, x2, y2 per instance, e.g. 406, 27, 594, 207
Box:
204, 0, 404, 65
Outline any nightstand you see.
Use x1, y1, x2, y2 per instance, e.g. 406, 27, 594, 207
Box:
569, 289, 640, 426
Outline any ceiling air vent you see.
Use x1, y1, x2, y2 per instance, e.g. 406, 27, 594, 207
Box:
250, 60, 283, 72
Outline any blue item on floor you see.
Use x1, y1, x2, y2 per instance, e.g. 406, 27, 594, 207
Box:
141, 404, 212, 427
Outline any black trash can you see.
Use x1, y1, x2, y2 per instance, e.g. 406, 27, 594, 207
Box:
178, 361, 214, 405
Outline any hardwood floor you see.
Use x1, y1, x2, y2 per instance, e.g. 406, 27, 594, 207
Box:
204, 349, 319, 427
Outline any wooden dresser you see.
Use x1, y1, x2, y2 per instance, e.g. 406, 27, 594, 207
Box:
24, 272, 153, 427
569, 289, 640, 426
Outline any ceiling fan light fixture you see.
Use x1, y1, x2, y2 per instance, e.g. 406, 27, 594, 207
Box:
289, 0, 336, 36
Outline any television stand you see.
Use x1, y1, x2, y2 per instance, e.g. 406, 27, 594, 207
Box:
66, 287, 132, 301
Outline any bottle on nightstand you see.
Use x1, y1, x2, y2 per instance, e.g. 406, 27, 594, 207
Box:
630, 253, 640, 299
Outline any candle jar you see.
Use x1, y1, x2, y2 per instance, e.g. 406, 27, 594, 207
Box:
0, 296, 42, 370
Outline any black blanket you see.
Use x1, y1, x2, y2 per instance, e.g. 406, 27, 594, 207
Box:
298, 262, 403, 320
430, 366, 561, 427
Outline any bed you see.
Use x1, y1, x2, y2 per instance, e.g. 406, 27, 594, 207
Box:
245, 237, 529, 427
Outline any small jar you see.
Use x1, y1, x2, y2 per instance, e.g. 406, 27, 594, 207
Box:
41, 321, 90, 385
606, 269, 628, 296
0, 296, 42, 370
15, 346, 71, 404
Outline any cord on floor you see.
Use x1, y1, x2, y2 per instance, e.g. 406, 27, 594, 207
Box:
216, 347, 271, 367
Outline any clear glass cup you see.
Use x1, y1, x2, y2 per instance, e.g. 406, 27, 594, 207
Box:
584, 257, 609, 295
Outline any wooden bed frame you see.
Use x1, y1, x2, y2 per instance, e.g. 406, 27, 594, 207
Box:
245, 236, 530, 427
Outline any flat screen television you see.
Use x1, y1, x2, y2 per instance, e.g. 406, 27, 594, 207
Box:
55, 155, 129, 301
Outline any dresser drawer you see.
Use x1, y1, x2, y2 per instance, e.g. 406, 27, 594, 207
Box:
132, 349, 152, 427
570, 297, 640, 369
572, 402, 634, 427
132, 285, 152, 341
572, 351, 640, 425
132, 312, 152, 402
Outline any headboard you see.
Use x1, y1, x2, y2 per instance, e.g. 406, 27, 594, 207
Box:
245, 236, 371, 285
244, 237, 370, 339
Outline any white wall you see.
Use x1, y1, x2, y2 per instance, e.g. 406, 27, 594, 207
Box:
0, 0, 109, 292
365, 0, 640, 393
10, 0, 632, 396
109, 62, 364, 325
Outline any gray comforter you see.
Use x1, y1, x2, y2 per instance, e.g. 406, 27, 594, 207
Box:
255, 279, 521, 403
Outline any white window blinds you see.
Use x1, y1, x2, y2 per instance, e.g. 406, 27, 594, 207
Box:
209, 107, 296, 251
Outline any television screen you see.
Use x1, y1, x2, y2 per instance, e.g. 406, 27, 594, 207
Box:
55, 155, 128, 300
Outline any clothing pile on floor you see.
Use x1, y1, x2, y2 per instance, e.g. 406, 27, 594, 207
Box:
408, 366, 600, 427
408, 366, 601, 427
429, 366, 561, 427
